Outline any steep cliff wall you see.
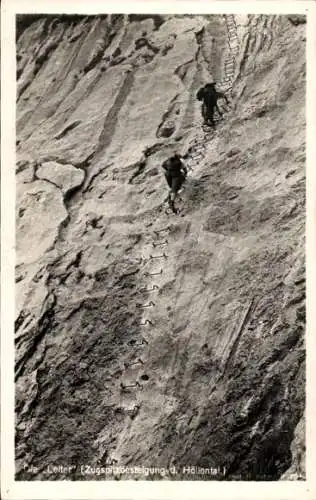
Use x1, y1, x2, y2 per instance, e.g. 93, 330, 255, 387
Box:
15, 14, 306, 480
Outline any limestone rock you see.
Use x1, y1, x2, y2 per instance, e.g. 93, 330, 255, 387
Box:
37, 161, 85, 196
14, 13, 305, 481
16, 180, 68, 266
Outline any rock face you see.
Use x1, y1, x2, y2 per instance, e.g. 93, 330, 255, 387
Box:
36, 161, 85, 196
15, 14, 306, 480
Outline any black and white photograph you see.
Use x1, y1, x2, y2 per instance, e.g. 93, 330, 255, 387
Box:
1, 0, 315, 498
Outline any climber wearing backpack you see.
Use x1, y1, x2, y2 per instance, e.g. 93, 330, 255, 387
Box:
196, 82, 229, 127
161, 154, 188, 214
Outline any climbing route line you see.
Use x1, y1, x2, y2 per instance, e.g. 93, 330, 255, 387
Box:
220, 14, 240, 91
184, 15, 241, 175
108, 15, 242, 466
108, 224, 173, 464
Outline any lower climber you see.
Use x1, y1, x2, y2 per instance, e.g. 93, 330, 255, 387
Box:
161, 154, 188, 214
196, 82, 229, 127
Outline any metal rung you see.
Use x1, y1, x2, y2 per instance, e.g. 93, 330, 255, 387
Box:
126, 404, 141, 417
145, 269, 163, 276
140, 284, 159, 294
154, 228, 169, 236
120, 381, 143, 390
124, 358, 144, 368
138, 301, 155, 308
140, 319, 153, 327
138, 336, 149, 344
149, 252, 168, 260
152, 240, 168, 247
129, 335, 149, 344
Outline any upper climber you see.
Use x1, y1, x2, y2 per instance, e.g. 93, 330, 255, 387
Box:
161, 154, 188, 214
196, 82, 229, 127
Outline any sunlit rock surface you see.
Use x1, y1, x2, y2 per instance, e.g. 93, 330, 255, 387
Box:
15, 14, 305, 480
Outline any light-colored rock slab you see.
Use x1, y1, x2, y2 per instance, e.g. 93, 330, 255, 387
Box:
16, 180, 68, 265
37, 161, 85, 196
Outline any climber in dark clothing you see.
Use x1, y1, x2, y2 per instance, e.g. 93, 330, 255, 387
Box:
196, 82, 229, 126
161, 154, 188, 214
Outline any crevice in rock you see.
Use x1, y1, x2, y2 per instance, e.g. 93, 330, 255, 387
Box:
15, 292, 57, 381
16, 67, 23, 80
83, 43, 107, 74
161, 43, 174, 57
194, 26, 205, 47
134, 37, 159, 54
83, 18, 123, 75
287, 15, 306, 26
63, 182, 84, 207
83, 162, 113, 193
18, 26, 64, 100
128, 14, 165, 31
81, 70, 135, 192
66, 250, 83, 270
96, 70, 135, 154
15, 310, 32, 333
48, 213, 71, 249
128, 158, 147, 184
16, 160, 34, 175
259, 325, 303, 371
16, 14, 90, 41
54, 120, 81, 140
220, 300, 256, 379
175, 60, 194, 81
156, 93, 180, 139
